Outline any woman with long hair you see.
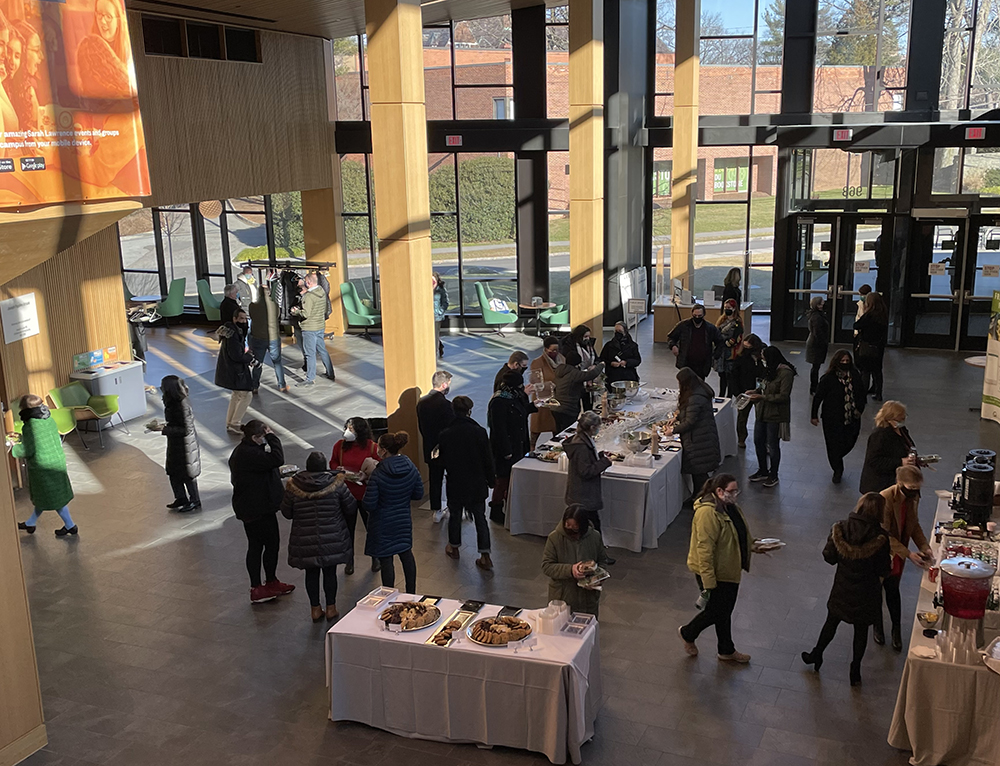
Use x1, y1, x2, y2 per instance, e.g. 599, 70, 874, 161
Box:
730, 333, 765, 448
858, 400, 916, 494
810, 350, 866, 484
805, 296, 830, 395
854, 291, 889, 401
561, 324, 597, 410
330, 416, 381, 574
714, 300, 743, 396
665, 367, 721, 495
801, 492, 890, 686
747, 346, 796, 488
159, 375, 201, 512
76, 0, 131, 99
541, 504, 610, 617
722, 267, 742, 305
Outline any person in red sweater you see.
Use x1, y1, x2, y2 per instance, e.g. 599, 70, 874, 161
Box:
330, 416, 381, 575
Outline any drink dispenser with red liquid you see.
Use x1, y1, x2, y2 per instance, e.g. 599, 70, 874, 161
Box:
940, 557, 996, 647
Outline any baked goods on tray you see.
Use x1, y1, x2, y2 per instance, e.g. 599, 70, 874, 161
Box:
379, 602, 441, 630
467, 615, 533, 646
431, 619, 465, 646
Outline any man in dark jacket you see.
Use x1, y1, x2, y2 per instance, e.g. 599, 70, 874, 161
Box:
488, 371, 537, 522
415, 370, 454, 522
220, 284, 241, 325
438, 396, 496, 570
666, 305, 724, 380
229, 420, 295, 604
599, 322, 641, 384
492, 350, 529, 392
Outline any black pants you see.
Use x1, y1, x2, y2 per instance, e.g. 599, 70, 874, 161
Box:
753, 420, 781, 478
344, 501, 370, 552
380, 549, 417, 594
304, 565, 338, 607
880, 573, 902, 630
552, 411, 577, 435
169, 476, 200, 504
810, 361, 823, 393
428, 457, 445, 511
689, 473, 710, 499
821, 418, 861, 477
861, 365, 884, 399
447, 496, 491, 552
680, 579, 739, 656
811, 611, 869, 667
243, 515, 280, 588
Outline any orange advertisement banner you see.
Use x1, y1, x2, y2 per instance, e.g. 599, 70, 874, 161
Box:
0, 0, 150, 208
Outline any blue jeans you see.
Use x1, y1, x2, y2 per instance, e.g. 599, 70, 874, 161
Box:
26, 505, 74, 528
248, 336, 286, 389
753, 420, 781, 478
302, 330, 334, 382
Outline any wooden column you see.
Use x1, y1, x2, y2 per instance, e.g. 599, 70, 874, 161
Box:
670, 0, 700, 290
364, 0, 435, 459
569, 0, 605, 345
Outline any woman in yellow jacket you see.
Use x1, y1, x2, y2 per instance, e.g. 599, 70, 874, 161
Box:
678, 473, 764, 663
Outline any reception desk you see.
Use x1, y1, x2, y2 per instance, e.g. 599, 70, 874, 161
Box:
653, 300, 753, 343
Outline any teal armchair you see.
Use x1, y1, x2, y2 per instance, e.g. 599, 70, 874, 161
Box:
49, 382, 129, 449
123, 282, 134, 303
340, 282, 380, 340
539, 303, 569, 329
475, 282, 517, 336
197, 279, 222, 321
157, 278, 186, 324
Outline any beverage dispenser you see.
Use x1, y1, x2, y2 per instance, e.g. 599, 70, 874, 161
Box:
956, 455, 996, 528
939, 556, 996, 647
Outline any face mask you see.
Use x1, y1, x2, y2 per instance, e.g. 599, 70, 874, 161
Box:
839, 361, 851, 369
890, 420, 904, 429
724, 308, 734, 316
692, 317, 704, 327
547, 348, 559, 359
615, 330, 624, 338
721, 490, 737, 504
901, 486, 921, 499
343, 429, 356, 442
564, 525, 579, 538
441, 386, 450, 397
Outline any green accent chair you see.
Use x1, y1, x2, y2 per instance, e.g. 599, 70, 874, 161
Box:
157, 278, 186, 325
475, 281, 517, 336
48, 382, 129, 449
123, 282, 134, 303
340, 282, 380, 340
538, 303, 569, 330
197, 279, 222, 321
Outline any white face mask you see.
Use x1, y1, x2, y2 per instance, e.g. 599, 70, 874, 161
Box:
343, 429, 356, 442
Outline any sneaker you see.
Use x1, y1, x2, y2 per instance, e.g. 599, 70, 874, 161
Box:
296, 380, 315, 388
227, 425, 243, 434
718, 651, 751, 663
762, 476, 779, 488
278, 385, 290, 393
678, 626, 698, 656
433, 508, 447, 523
748, 471, 769, 482
250, 585, 276, 604
265, 580, 295, 597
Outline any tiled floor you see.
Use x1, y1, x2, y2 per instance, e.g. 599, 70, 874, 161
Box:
16, 320, 998, 766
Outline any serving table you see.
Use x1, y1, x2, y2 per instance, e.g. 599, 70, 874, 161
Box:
325, 598, 601, 765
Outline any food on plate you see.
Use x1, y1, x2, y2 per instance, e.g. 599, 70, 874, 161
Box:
920, 611, 939, 625
379, 602, 441, 630
604, 451, 626, 462
535, 450, 562, 463
468, 615, 533, 646
579, 560, 597, 575
431, 619, 465, 645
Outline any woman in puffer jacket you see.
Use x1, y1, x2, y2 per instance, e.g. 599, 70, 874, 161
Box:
282, 451, 357, 622
665, 367, 721, 496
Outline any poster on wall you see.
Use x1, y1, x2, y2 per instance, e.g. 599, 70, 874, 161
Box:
0, 0, 150, 208
982, 290, 1000, 424
0, 291, 39, 343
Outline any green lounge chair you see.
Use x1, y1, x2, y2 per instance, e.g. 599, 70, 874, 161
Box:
197, 279, 222, 321
48, 382, 129, 449
340, 282, 380, 340
475, 281, 517, 336
157, 278, 186, 325
538, 303, 569, 330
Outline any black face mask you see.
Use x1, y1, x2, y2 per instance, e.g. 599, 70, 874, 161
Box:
901, 486, 921, 499
692, 317, 704, 327
839, 362, 851, 369
724, 308, 734, 316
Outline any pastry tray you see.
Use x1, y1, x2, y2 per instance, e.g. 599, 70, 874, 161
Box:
378, 602, 442, 632
466, 616, 534, 647
425, 608, 478, 647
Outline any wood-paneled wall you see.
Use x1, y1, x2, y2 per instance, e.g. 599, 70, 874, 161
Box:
128, 13, 334, 207
0, 225, 132, 404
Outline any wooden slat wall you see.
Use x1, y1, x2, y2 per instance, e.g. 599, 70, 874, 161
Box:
0, 226, 132, 404
129, 13, 333, 207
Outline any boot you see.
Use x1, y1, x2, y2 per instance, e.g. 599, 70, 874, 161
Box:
891, 624, 902, 653
476, 553, 493, 571
371, 557, 381, 573
17, 521, 35, 534
326, 605, 340, 621
311, 606, 324, 623
800, 650, 823, 671
445, 544, 460, 560
345, 561, 355, 576
849, 662, 862, 687
873, 622, 885, 646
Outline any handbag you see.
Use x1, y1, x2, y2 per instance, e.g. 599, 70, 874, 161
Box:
778, 422, 791, 442
856, 339, 879, 364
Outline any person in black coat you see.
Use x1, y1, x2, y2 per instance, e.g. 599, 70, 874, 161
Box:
492, 351, 529, 392
859, 400, 916, 494
488, 370, 537, 520
215, 308, 256, 434
666, 305, 724, 380
810, 350, 866, 484
229, 420, 295, 604
805, 297, 830, 395
722, 267, 743, 305
729, 333, 765, 448
666, 367, 721, 494
599, 322, 641, 385
854, 292, 889, 400
281, 451, 357, 623
438, 396, 496, 570
551, 350, 604, 435
564, 410, 612, 524
159, 375, 201, 512
220, 284, 240, 324
415, 371, 454, 522
560, 325, 598, 411
801, 492, 891, 687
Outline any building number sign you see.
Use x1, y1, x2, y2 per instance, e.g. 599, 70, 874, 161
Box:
842, 186, 866, 198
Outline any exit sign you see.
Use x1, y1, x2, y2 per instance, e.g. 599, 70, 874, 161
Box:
445, 135, 463, 147
833, 129, 853, 142
966, 127, 986, 140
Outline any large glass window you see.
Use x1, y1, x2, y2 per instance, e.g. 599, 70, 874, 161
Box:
790, 148, 898, 207
943, 0, 1000, 111
546, 8, 569, 119
548, 150, 570, 309
118, 208, 162, 298
340, 154, 379, 308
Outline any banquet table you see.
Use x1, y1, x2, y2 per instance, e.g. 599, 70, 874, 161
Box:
887, 497, 1000, 766
325, 598, 602, 765
506, 398, 737, 552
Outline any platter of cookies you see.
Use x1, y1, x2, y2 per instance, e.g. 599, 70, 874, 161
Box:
429, 619, 466, 646
466, 615, 533, 646
378, 601, 441, 631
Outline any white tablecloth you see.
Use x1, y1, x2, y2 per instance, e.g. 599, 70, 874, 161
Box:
887, 498, 1000, 766
325, 598, 602, 765
506, 398, 738, 553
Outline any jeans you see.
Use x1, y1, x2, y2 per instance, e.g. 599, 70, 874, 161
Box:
248, 336, 286, 389
302, 330, 334, 382
680, 578, 739, 656
25, 505, 74, 528
243, 514, 280, 588
736, 404, 752, 446
227, 390, 252, 428
169, 476, 200, 505
447, 497, 490, 552
810, 611, 869, 668
379, 549, 417, 594
304, 565, 338, 607
428, 457, 445, 511
879, 573, 902, 631
753, 420, 781, 478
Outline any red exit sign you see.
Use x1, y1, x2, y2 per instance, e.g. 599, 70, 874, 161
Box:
966, 127, 986, 140
832, 128, 853, 142
445, 135, 463, 147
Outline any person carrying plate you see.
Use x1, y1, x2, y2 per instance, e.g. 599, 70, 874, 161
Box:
541, 505, 610, 617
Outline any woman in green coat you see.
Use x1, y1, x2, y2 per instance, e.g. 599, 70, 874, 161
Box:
14, 394, 76, 536
541, 505, 609, 617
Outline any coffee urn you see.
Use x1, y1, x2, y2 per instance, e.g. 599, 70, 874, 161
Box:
955, 455, 996, 527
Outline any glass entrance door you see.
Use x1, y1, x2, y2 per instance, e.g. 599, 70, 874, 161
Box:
904, 220, 966, 349
832, 216, 890, 344
962, 216, 1000, 352
785, 217, 837, 340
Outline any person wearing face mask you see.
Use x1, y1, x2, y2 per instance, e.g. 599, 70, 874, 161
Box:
713, 300, 743, 396
215, 308, 258, 434
563, 411, 613, 540
679, 474, 766, 663
877, 465, 934, 651
858, 400, 916, 494
416, 371, 455, 523
552, 350, 605, 435
729, 334, 765, 448
664, 368, 721, 497
488, 370, 537, 521
805, 296, 829, 395
666, 305, 724, 381
746, 346, 797, 488
561, 325, 597, 410
528, 336, 564, 449
542, 504, 610, 617
492, 350, 529, 392
810, 350, 866, 484
330, 416, 381, 575
599, 321, 641, 385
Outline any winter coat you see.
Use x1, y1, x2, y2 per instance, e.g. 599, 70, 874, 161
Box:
529, 353, 561, 435
12, 406, 74, 510
666, 319, 723, 375
552, 362, 603, 418
162, 393, 201, 480
433, 284, 448, 322
754, 366, 794, 423
859, 425, 914, 494
438, 415, 496, 503
564, 432, 612, 510
853, 312, 888, 371
542, 523, 609, 617
811, 370, 866, 424
714, 316, 743, 374
415, 390, 455, 463
299, 287, 327, 331
599, 331, 641, 384
729, 351, 761, 396
220, 296, 240, 325
488, 390, 536, 478
214, 322, 254, 391
686, 496, 752, 590
673, 387, 721, 476
228, 433, 284, 522
281, 471, 356, 569
880, 484, 931, 564
249, 293, 280, 342
823, 512, 891, 625
493, 363, 522, 393
805, 309, 830, 365
235, 277, 255, 311
363, 454, 424, 558
722, 284, 742, 306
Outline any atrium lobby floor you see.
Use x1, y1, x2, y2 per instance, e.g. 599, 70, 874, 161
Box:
16, 319, 998, 766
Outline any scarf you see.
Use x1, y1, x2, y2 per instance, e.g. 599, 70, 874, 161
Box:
723, 503, 750, 572
540, 352, 563, 371
837, 370, 860, 425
